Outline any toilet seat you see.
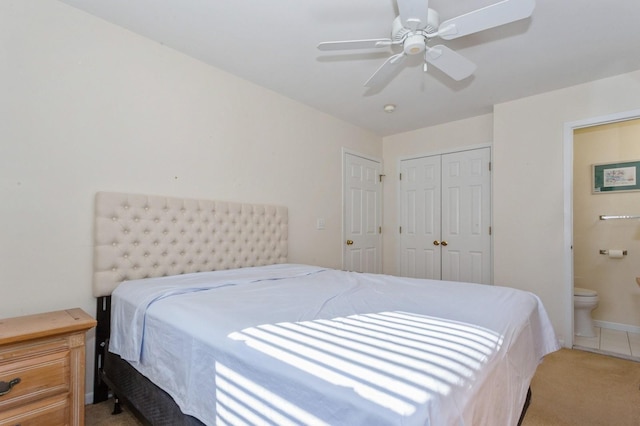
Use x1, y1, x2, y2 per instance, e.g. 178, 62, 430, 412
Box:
574, 287, 597, 297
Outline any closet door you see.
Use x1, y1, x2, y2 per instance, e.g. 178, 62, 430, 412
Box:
399, 147, 492, 284
441, 148, 492, 284
400, 155, 441, 279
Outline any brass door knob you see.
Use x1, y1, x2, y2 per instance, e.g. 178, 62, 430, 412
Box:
441, 241, 448, 246
346, 240, 354, 245
433, 240, 440, 246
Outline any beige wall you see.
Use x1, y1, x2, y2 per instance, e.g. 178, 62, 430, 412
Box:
381, 114, 494, 274
0, 0, 380, 394
493, 71, 640, 345
573, 120, 640, 329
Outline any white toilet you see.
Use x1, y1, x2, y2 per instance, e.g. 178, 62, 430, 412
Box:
574, 287, 599, 337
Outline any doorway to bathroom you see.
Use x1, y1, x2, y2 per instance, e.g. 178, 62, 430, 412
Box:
569, 113, 640, 360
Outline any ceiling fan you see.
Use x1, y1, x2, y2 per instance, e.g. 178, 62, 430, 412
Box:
317, 0, 535, 87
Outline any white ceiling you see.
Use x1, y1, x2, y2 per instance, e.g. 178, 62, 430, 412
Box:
58, 0, 640, 137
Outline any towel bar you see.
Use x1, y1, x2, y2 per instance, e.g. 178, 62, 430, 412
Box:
599, 215, 640, 220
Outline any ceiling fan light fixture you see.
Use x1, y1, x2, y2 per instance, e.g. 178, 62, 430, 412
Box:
404, 34, 425, 55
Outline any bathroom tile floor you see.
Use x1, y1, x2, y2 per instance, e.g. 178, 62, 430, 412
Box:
574, 327, 640, 360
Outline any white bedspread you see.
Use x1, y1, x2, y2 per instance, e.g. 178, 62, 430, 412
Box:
110, 264, 559, 425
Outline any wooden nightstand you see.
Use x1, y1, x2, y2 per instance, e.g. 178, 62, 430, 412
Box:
0, 308, 96, 426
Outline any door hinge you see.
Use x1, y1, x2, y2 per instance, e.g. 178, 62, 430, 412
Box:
399, 226, 402, 234
489, 162, 492, 171
379, 226, 382, 234
489, 226, 492, 235
399, 173, 402, 180
379, 174, 386, 182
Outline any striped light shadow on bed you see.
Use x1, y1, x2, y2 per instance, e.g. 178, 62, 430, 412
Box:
215, 363, 329, 426
223, 311, 502, 423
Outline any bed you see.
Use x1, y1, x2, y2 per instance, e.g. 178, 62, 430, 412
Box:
92, 191, 559, 425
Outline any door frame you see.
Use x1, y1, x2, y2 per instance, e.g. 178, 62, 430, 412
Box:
562, 107, 640, 348
342, 148, 383, 272
396, 143, 493, 282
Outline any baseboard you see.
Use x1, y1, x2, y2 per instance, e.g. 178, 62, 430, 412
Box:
594, 320, 640, 334
572, 344, 640, 362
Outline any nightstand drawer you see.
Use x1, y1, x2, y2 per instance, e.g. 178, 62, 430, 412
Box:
0, 349, 69, 411
0, 393, 69, 426
0, 308, 96, 425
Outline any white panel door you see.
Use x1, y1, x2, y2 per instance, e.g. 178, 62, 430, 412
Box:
399, 155, 441, 279
441, 148, 492, 284
344, 153, 382, 273
399, 148, 491, 284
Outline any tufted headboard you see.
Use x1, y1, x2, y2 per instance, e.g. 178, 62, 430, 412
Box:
92, 192, 288, 297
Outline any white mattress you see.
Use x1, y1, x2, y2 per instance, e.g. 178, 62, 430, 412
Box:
110, 264, 559, 425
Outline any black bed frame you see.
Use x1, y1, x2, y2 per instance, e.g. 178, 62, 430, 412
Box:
93, 296, 204, 425
93, 295, 533, 425
93, 296, 110, 404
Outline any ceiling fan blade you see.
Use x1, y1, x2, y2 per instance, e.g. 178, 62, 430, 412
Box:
397, 0, 429, 31
438, 0, 535, 40
424, 45, 476, 81
364, 53, 406, 88
317, 39, 393, 51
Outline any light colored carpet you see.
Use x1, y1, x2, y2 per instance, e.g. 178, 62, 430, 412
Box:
522, 348, 640, 426
86, 348, 640, 425
85, 399, 142, 426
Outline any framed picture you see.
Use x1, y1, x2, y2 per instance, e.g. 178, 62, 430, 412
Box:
592, 160, 640, 193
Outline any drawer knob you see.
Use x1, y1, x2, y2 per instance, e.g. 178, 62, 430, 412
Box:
0, 377, 21, 396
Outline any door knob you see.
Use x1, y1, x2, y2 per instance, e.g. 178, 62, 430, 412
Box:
433, 240, 440, 246
346, 240, 354, 245
441, 241, 448, 246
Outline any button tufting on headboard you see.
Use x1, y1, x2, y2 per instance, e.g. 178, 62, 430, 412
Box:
92, 192, 288, 297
